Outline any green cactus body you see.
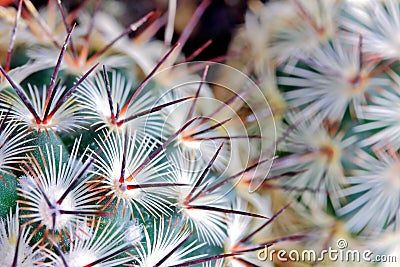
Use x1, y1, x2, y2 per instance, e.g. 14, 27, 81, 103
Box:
0, 1, 288, 266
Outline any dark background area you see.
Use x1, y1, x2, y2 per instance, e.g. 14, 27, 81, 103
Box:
8, 0, 251, 61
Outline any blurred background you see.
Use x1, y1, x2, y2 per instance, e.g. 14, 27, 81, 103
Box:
11, 0, 253, 61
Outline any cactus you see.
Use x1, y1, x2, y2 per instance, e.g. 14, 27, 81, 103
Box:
0, 1, 304, 266
225, 0, 400, 265
4, 0, 400, 266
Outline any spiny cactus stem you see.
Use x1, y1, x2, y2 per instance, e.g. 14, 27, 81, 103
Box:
317, 166, 329, 190
41, 79, 61, 124
5, 0, 23, 73
170, 0, 211, 65
22, 221, 42, 243
51, 213, 56, 236
0, 66, 41, 124
52, 242, 70, 267
185, 118, 232, 139
102, 65, 115, 121
198, 157, 274, 199
189, 135, 264, 141
185, 65, 209, 121
59, 210, 111, 217
118, 131, 129, 184
171, 252, 241, 267
186, 50, 241, 75
11, 226, 22, 267
97, 194, 112, 208
185, 205, 269, 220
43, 23, 76, 119
0, 107, 11, 134
47, 63, 99, 121
198, 87, 252, 126
265, 117, 303, 156
56, 146, 103, 205
114, 103, 121, 122
185, 142, 224, 202
134, 11, 165, 44
86, 10, 155, 65
64, 0, 91, 25
117, 96, 194, 126
79, 0, 103, 64
293, 0, 323, 34
82, 245, 136, 267
368, 58, 395, 78
126, 183, 189, 190
124, 115, 198, 182
164, 0, 177, 46
1, 59, 96, 128
239, 202, 292, 244
119, 42, 180, 117
21, 158, 55, 210
155, 232, 193, 267
182, 40, 212, 63
23, 0, 63, 49
264, 184, 326, 193
357, 34, 363, 72
261, 171, 307, 183
56, 0, 78, 60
